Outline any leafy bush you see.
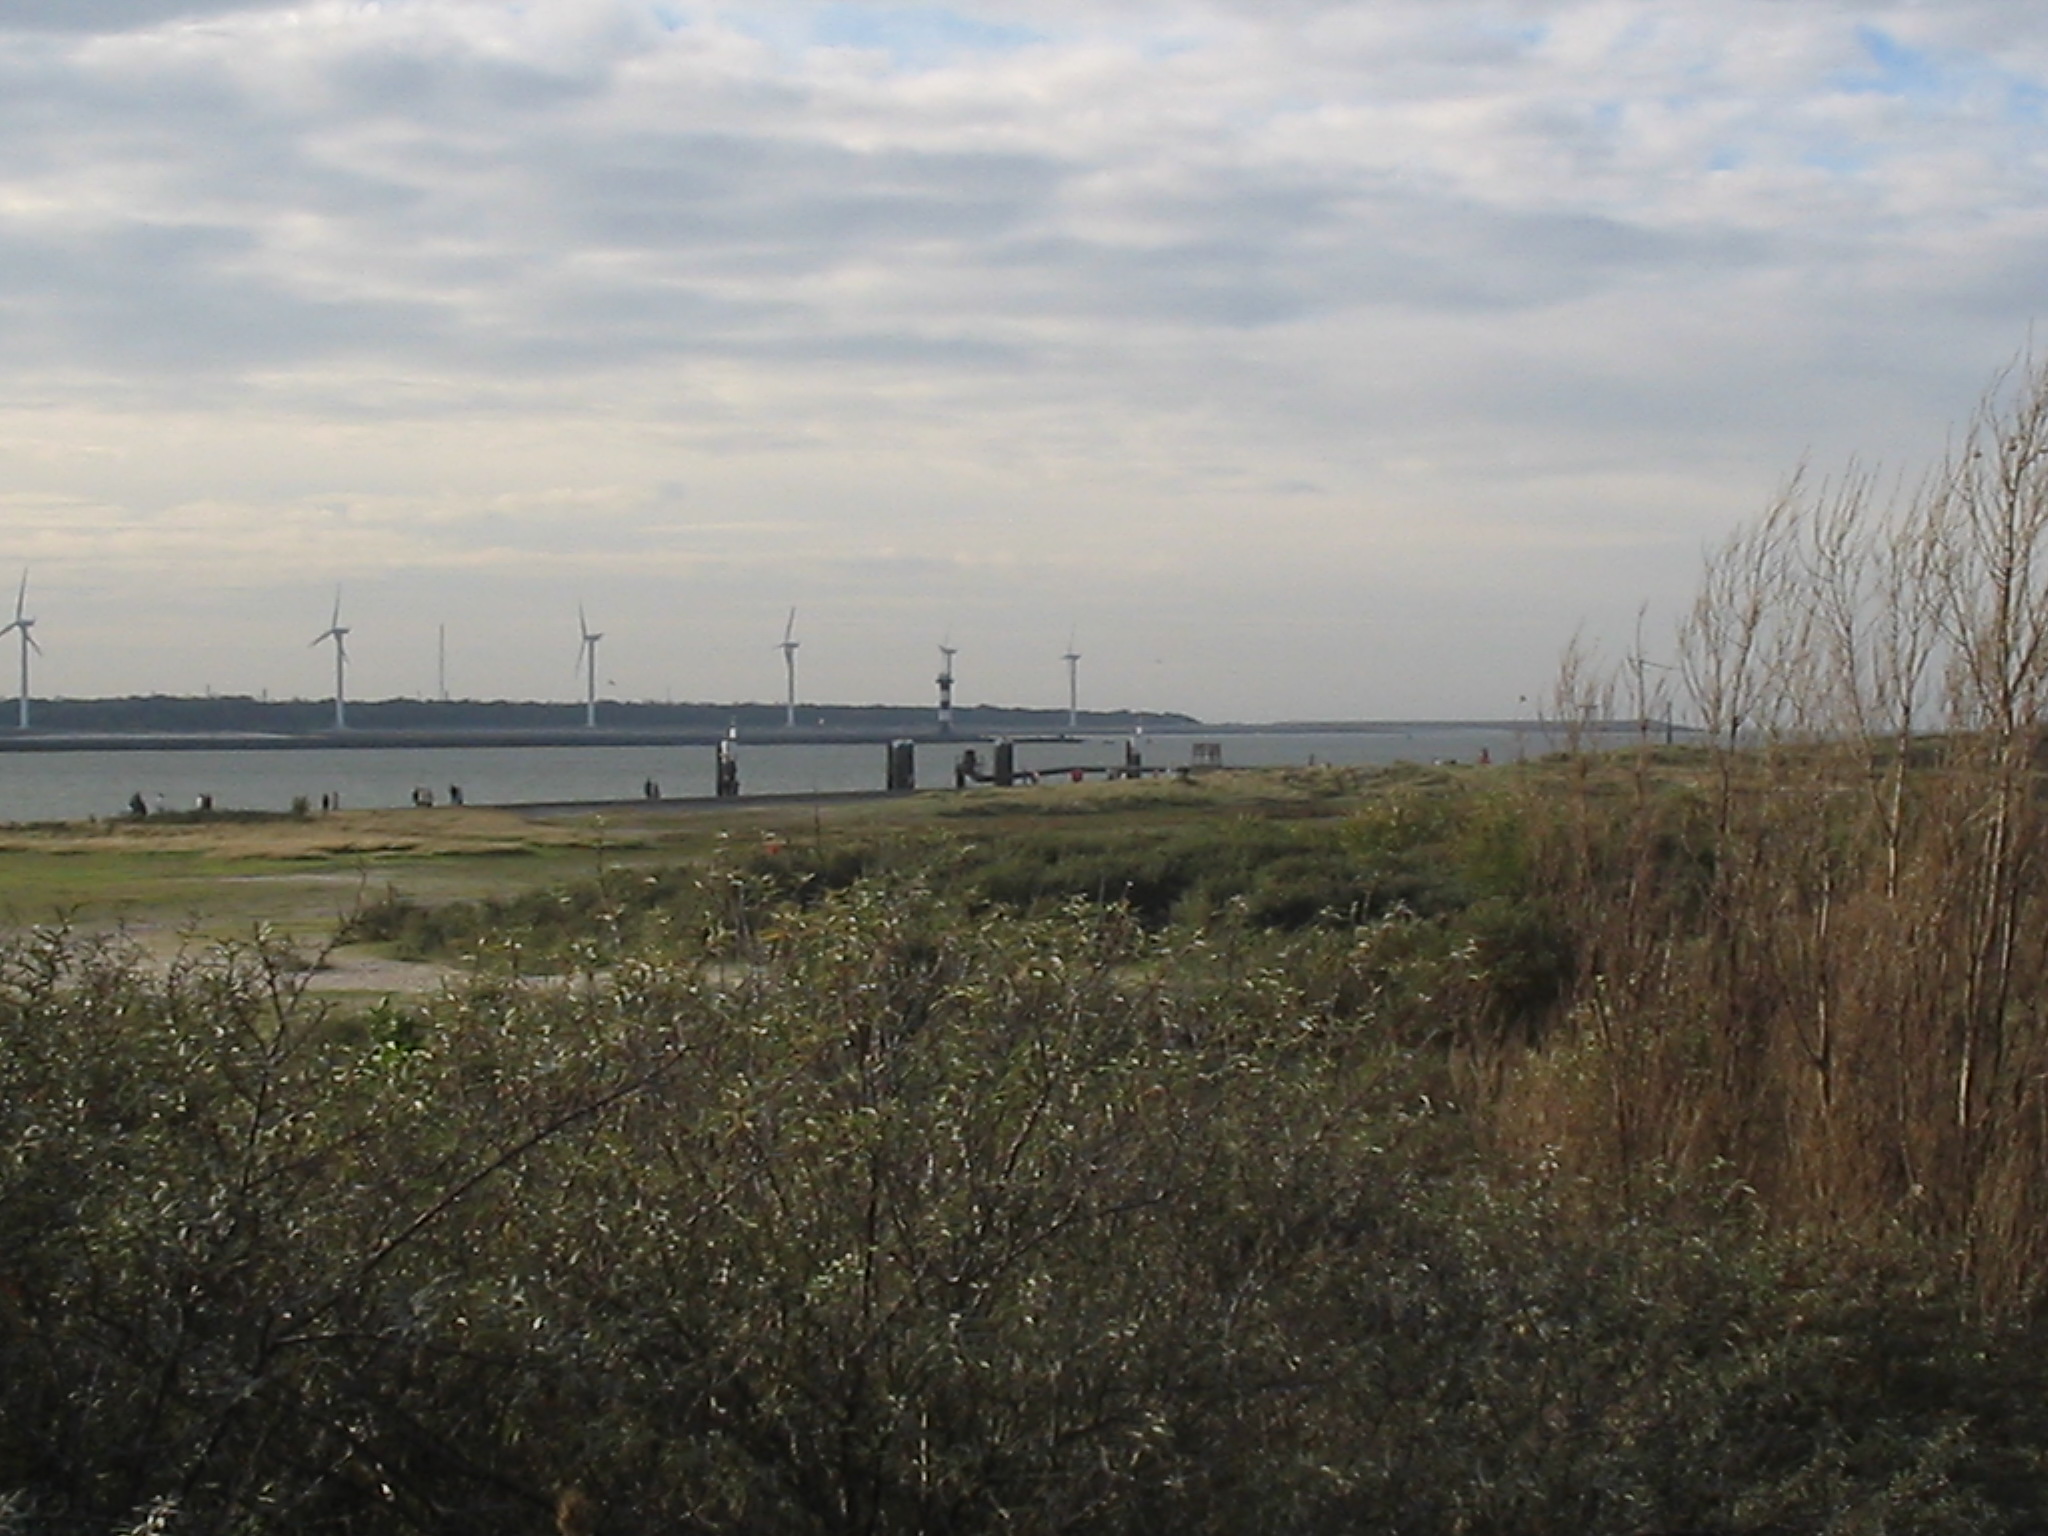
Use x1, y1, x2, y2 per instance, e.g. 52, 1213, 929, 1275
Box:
6, 889, 2048, 1533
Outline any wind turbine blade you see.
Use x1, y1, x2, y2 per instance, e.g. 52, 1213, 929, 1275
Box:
784, 607, 797, 643
14, 570, 25, 623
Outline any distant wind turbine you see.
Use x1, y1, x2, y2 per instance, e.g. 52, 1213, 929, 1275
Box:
577, 605, 603, 729
310, 589, 349, 730
0, 571, 39, 730
1062, 630, 1081, 733
779, 607, 800, 728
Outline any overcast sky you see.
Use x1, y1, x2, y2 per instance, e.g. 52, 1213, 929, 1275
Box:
0, 0, 2043, 720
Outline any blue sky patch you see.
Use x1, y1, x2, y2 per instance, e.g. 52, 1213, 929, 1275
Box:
1833, 24, 2048, 132
1842, 25, 1951, 101
2007, 78, 2048, 123
1477, 20, 1549, 50
1802, 144, 1870, 175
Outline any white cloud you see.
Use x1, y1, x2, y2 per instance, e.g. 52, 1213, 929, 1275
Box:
0, 0, 2041, 716
0, 1, 297, 31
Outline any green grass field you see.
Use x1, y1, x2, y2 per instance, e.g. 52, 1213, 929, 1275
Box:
0, 768, 1410, 941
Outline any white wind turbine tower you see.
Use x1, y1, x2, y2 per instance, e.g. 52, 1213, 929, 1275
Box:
311, 589, 349, 730
577, 605, 603, 729
1062, 630, 1081, 733
778, 607, 800, 728
0, 571, 39, 730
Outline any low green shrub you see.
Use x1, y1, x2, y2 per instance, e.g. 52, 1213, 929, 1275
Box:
5, 892, 2047, 1533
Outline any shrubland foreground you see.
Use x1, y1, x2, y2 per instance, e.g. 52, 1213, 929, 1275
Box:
2, 745, 2048, 1536
23, 359, 2048, 1531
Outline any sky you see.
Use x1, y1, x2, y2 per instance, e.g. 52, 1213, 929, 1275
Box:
1, 1, 2045, 721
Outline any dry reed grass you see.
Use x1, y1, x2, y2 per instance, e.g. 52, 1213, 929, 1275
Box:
1491, 353, 2048, 1310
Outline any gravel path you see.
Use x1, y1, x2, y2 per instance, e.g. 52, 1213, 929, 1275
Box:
302, 947, 457, 995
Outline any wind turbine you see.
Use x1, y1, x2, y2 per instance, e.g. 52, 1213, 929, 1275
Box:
310, 589, 349, 730
0, 571, 39, 730
1062, 630, 1081, 733
778, 607, 800, 728
936, 639, 958, 732
577, 605, 603, 729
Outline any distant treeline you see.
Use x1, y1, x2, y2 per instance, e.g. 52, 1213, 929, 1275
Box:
13, 695, 1198, 738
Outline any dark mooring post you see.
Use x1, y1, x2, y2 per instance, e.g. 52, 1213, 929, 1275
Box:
715, 736, 740, 798
993, 738, 1016, 788
886, 739, 916, 793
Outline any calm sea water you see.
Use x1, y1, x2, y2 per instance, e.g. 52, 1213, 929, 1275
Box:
0, 725, 1567, 824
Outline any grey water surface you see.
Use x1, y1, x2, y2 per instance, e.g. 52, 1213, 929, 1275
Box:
0, 725, 1556, 824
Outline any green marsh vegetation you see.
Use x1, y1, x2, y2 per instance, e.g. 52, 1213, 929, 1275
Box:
0, 808, 627, 947
24, 362, 2048, 1530
12, 800, 2042, 1536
